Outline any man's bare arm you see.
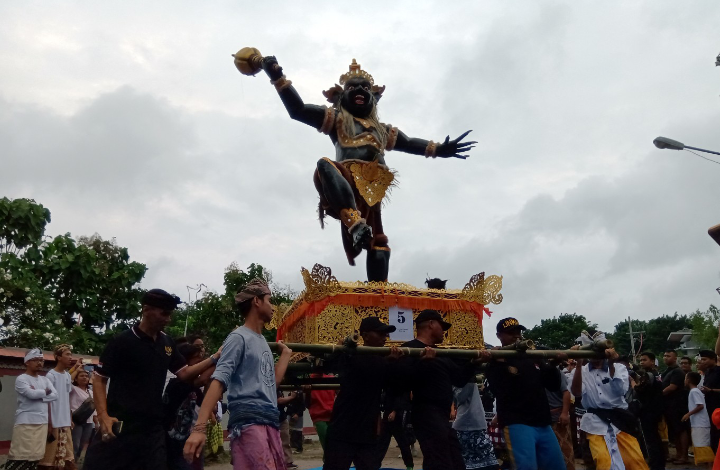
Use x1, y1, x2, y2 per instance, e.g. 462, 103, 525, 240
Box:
92, 374, 118, 438
183, 379, 224, 462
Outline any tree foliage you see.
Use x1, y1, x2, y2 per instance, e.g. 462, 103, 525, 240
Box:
609, 313, 692, 357
0, 198, 147, 354
166, 262, 296, 351
690, 305, 720, 350
524, 313, 598, 349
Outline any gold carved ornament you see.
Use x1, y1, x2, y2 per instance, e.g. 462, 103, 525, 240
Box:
346, 161, 395, 207
300, 264, 342, 303
460, 272, 503, 305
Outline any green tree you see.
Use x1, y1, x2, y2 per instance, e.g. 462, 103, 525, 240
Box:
610, 314, 692, 358
167, 262, 296, 351
524, 313, 598, 349
0, 198, 147, 354
690, 305, 720, 349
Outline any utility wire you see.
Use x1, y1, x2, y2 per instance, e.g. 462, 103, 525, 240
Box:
684, 148, 720, 165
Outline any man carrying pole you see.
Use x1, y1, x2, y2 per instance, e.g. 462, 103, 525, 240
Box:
323, 317, 402, 470
398, 309, 476, 470
571, 340, 649, 470
477, 317, 566, 470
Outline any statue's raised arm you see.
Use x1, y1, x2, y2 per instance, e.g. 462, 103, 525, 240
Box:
232, 47, 476, 282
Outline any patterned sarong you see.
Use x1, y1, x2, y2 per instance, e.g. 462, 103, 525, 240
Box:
229, 424, 285, 470
456, 429, 499, 469
38, 426, 74, 469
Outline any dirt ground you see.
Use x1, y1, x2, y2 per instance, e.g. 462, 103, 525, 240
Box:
0, 440, 704, 469
203, 439, 706, 470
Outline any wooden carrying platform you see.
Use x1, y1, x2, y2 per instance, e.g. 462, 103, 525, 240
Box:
269, 264, 503, 353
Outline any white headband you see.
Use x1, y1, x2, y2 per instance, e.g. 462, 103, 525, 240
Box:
24, 349, 43, 363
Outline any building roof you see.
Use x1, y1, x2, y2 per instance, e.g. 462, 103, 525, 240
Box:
0, 347, 99, 364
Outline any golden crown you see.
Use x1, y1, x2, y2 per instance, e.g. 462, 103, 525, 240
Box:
339, 59, 374, 86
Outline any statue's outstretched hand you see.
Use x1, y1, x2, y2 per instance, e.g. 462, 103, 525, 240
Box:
436, 130, 477, 159
261, 56, 283, 80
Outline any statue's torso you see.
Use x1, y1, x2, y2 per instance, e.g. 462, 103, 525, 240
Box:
331, 117, 387, 165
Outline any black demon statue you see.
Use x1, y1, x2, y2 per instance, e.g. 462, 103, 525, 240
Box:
233, 47, 475, 282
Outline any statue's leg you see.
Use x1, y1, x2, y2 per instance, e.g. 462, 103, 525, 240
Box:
316, 158, 372, 249
367, 247, 390, 282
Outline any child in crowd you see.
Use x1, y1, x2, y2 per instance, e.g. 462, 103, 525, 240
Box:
683, 372, 715, 465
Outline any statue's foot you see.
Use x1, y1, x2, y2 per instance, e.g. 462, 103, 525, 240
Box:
350, 222, 373, 250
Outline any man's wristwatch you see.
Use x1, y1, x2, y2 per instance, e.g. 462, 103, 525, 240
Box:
211, 355, 219, 365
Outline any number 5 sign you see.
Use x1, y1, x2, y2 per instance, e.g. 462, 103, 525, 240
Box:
388, 306, 414, 342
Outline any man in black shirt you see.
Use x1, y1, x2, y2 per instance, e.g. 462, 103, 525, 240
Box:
323, 317, 400, 470
636, 351, 665, 470
84, 289, 220, 470
477, 317, 565, 469
661, 349, 689, 464
698, 349, 720, 452
399, 309, 475, 470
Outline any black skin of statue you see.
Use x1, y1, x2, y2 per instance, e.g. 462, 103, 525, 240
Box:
261, 56, 475, 282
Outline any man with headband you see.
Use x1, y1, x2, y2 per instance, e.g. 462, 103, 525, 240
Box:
6, 349, 58, 470
84, 288, 221, 470
184, 279, 293, 470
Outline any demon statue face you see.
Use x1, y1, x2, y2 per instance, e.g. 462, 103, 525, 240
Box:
341, 77, 374, 118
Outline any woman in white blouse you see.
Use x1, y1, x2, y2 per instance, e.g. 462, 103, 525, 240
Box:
69, 369, 98, 459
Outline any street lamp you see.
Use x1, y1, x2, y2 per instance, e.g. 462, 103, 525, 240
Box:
653, 137, 720, 248
653, 136, 720, 156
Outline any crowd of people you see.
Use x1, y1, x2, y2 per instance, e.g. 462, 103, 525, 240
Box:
5, 282, 720, 470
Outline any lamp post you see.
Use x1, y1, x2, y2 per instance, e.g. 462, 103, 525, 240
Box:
184, 283, 206, 337
653, 136, 720, 247
653, 136, 720, 155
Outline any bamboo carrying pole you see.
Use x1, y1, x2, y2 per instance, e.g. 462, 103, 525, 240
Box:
269, 339, 612, 360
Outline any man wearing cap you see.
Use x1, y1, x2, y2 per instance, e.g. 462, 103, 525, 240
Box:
323, 317, 402, 470
477, 317, 565, 470
6, 349, 58, 470
83, 288, 221, 470
399, 309, 476, 470
184, 279, 293, 470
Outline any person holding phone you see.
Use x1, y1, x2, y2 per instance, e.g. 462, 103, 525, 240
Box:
83, 288, 220, 470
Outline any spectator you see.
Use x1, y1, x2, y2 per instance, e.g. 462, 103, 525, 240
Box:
635, 352, 665, 470
164, 343, 210, 470
305, 375, 335, 451
683, 372, 715, 465
84, 288, 219, 470
69, 368, 97, 461
39, 344, 76, 470
571, 345, 648, 470
680, 356, 693, 374
698, 349, 720, 453
452, 382, 499, 470
183, 279, 293, 470
277, 391, 298, 469
544, 365, 574, 470
6, 349, 58, 470
287, 391, 305, 454
662, 349, 690, 464
479, 317, 565, 469
377, 389, 414, 470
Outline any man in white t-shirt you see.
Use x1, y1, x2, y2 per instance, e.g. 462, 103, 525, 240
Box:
39, 344, 76, 470
6, 349, 58, 470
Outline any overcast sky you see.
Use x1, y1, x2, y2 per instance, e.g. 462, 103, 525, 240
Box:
2, 1, 719, 334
